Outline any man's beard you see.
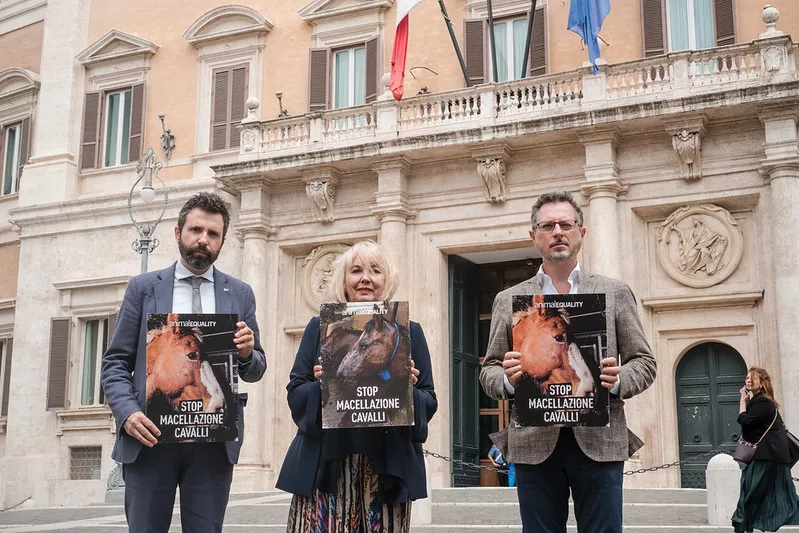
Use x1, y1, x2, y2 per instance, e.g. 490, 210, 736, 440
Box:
179, 240, 219, 271
543, 239, 581, 262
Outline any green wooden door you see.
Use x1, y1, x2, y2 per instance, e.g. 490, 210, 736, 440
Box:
449, 256, 480, 487
676, 342, 746, 488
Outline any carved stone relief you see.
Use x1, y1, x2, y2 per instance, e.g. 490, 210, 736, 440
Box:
656, 204, 743, 288
241, 129, 257, 152
672, 129, 703, 181
301, 243, 349, 308
763, 46, 785, 73
476, 157, 507, 203
306, 180, 336, 222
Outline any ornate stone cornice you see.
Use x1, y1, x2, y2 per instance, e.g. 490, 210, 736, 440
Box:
371, 157, 411, 175
371, 203, 417, 222
760, 155, 799, 182
580, 179, 628, 200
583, 163, 619, 182
235, 211, 276, 241
757, 104, 799, 124
577, 127, 621, 147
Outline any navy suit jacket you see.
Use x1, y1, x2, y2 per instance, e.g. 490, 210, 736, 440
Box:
101, 262, 267, 465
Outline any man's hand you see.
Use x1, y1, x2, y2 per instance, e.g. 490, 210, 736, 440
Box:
502, 351, 523, 388
599, 357, 621, 390
123, 411, 160, 447
234, 321, 254, 360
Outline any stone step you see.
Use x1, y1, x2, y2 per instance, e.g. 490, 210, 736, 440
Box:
430, 487, 708, 504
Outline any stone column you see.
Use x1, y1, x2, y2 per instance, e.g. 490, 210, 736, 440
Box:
232, 180, 276, 490
18, 0, 90, 205
759, 106, 799, 433
579, 129, 626, 279
372, 159, 415, 299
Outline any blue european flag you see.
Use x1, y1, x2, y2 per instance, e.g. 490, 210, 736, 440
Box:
568, 0, 611, 74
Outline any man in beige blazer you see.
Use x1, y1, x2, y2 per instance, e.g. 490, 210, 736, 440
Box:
479, 191, 656, 533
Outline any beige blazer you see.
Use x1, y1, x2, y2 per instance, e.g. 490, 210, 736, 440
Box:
479, 271, 656, 464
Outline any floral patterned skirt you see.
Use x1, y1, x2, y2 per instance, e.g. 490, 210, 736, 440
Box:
286, 454, 411, 533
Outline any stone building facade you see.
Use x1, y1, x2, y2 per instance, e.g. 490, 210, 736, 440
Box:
0, 0, 797, 507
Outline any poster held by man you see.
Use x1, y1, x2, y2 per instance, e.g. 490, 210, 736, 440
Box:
512, 293, 609, 427
319, 301, 414, 429
145, 312, 239, 443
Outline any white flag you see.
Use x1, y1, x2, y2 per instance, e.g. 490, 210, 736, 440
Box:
396, 0, 425, 23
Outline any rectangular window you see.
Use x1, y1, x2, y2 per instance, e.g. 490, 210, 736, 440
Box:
2, 122, 22, 196
491, 17, 529, 83
80, 318, 108, 406
103, 89, 132, 168
210, 65, 249, 152
668, 0, 714, 51
332, 46, 366, 109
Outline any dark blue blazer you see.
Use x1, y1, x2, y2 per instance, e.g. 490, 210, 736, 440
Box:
101, 263, 267, 465
276, 317, 437, 501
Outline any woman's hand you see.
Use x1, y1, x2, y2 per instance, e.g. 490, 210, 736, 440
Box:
740, 386, 750, 399
411, 359, 419, 385
314, 357, 323, 380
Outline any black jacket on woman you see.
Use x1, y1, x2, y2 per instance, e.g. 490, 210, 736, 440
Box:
738, 393, 791, 464
276, 317, 438, 502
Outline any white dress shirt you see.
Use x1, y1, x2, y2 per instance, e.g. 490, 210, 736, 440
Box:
172, 262, 216, 314
503, 263, 620, 395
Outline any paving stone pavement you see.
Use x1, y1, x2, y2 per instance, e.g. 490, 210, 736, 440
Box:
2, 488, 799, 533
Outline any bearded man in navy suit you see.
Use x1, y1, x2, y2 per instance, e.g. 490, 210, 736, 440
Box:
102, 191, 266, 533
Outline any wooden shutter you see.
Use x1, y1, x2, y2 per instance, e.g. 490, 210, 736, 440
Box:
365, 37, 379, 103
309, 48, 330, 112
464, 19, 486, 85
642, 0, 665, 57
211, 68, 230, 151
80, 92, 101, 170
107, 312, 118, 340
529, 7, 547, 77
17, 116, 31, 190
714, 0, 735, 46
229, 66, 248, 149
47, 318, 71, 410
127, 84, 145, 164
1, 339, 11, 416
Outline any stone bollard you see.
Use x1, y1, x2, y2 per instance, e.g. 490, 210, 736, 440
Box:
411, 456, 432, 525
706, 453, 741, 526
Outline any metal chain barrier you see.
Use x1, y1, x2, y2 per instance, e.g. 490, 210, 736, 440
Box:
423, 445, 737, 476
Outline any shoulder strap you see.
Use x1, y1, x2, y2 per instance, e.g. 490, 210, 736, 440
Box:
756, 410, 779, 445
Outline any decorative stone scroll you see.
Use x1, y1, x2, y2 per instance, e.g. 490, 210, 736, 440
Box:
306, 180, 336, 222
672, 129, 703, 181
477, 158, 507, 203
301, 243, 349, 308
656, 204, 743, 288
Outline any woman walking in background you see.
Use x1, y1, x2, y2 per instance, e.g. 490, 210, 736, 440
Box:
732, 366, 799, 533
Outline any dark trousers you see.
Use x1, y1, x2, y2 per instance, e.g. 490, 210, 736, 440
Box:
515, 428, 624, 533
123, 442, 234, 533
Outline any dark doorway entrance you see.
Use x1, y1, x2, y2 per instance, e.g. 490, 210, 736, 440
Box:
675, 342, 746, 488
449, 255, 540, 486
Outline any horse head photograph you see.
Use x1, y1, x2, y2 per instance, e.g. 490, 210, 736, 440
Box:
513, 295, 596, 398
145, 313, 226, 413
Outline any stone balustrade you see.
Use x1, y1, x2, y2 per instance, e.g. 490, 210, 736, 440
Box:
237, 35, 797, 161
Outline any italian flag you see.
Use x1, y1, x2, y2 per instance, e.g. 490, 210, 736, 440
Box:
389, 0, 425, 101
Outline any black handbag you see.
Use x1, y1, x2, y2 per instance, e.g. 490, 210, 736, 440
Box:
787, 429, 799, 467
733, 411, 778, 464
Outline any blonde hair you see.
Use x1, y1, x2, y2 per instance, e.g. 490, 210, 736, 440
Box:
325, 241, 398, 303
748, 366, 780, 410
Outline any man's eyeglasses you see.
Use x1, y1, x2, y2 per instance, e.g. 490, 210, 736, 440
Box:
535, 220, 580, 232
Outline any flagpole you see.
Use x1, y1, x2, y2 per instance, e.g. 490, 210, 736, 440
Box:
487, 0, 498, 83
437, 0, 472, 87
520, 0, 538, 78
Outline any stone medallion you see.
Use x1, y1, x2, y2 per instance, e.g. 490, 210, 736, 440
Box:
301, 243, 349, 308
656, 204, 743, 288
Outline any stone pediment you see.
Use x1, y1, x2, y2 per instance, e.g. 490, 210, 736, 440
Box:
77, 29, 159, 67
0, 68, 40, 99
184, 5, 274, 47
299, 0, 393, 23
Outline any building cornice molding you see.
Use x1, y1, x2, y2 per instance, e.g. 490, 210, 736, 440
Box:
299, 0, 393, 23
77, 29, 159, 68
184, 5, 273, 47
